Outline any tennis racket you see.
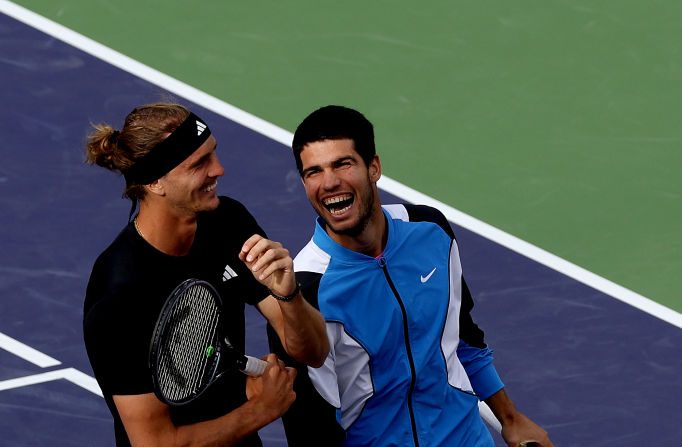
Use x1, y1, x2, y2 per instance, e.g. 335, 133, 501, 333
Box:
149, 278, 268, 406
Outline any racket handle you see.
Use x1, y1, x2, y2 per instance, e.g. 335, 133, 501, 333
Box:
241, 355, 268, 377
478, 401, 501, 433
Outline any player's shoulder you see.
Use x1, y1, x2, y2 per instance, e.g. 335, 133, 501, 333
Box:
203, 196, 264, 235
91, 225, 137, 274
216, 195, 251, 217
294, 238, 330, 274
383, 203, 455, 239
86, 228, 142, 305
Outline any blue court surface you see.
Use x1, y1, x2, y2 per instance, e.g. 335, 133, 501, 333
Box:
1, 11, 681, 447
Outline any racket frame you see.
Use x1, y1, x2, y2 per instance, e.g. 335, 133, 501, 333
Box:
149, 278, 228, 406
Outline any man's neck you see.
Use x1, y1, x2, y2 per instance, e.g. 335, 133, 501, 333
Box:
327, 207, 387, 258
135, 204, 197, 256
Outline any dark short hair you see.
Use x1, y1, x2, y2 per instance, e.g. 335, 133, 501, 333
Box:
292, 105, 375, 175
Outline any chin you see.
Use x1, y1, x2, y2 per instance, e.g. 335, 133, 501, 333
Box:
324, 217, 365, 237
198, 197, 220, 212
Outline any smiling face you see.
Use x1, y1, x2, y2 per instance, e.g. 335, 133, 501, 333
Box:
155, 135, 224, 216
300, 138, 382, 240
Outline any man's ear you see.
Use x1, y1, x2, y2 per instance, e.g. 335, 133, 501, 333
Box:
146, 180, 165, 196
368, 155, 382, 182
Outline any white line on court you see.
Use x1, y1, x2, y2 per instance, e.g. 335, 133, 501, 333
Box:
0, 330, 102, 396
0, 367, 103, 397
0, 331, 61, 367
1, 0, 679, 330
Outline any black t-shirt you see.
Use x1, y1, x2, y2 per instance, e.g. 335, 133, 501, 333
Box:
84, 197, 270, 447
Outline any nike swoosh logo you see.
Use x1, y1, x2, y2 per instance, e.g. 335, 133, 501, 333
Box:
420, 267, 437, 283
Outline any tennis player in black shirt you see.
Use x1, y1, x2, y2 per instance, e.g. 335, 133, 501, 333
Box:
83, 102, 328, 447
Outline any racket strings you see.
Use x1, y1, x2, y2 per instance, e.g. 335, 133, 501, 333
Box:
161, 286, 217, 400
182, 286, 220, 393
158, 284, 221, 402
159, 305, 192, 388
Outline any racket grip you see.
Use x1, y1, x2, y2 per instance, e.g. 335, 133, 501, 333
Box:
241, 355, 268, 377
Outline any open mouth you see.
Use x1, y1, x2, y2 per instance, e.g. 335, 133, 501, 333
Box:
203, 181, 218, 193
323, 194, 354, 216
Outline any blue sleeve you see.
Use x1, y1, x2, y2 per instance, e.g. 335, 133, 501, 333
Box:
457, 340, 504, 400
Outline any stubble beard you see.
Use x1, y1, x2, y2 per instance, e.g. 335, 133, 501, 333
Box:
319, 180, 375, 238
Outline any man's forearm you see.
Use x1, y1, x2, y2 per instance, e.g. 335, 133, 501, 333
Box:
276, 292, 329, 367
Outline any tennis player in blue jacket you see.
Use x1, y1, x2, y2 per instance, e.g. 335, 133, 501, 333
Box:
270, 105, 553, 447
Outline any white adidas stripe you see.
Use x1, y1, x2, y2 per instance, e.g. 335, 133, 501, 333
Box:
196, 120, 207, 135
222, 264, 238, 281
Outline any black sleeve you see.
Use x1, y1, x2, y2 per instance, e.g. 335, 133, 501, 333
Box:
266, 272, 345, 446
83, 279, 154, 395
403, 204, 487, 348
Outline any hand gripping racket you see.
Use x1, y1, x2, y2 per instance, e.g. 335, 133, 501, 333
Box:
149, 278, 268, 406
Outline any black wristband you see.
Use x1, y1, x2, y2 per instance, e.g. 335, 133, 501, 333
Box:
270, 282, 301, 302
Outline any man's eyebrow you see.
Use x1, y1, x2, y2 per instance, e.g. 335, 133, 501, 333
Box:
301, 164, 321, 175
189, 144, 217, 168
188, 152, 210, 168
302, 154, 356, 172
333, 155, 355, 164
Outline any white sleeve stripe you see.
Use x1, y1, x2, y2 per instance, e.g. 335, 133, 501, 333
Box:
382, 204, 409, 221
442, 239, 474, 392
293, 239, 330, 274
308, 321, 373, 430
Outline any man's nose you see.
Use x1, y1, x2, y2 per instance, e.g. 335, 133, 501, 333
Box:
321, 169, 340, 190
210, 155, 225, 177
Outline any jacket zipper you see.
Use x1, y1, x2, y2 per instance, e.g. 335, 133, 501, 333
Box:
378, 256, 420, 447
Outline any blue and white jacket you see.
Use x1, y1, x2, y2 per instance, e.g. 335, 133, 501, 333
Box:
287, 204, 503, 447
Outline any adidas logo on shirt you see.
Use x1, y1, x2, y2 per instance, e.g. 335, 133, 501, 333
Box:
222, 264, 238, 282
196, 120, 207, 136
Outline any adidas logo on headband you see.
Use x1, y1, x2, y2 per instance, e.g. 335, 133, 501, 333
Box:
196, 120, 207, 136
